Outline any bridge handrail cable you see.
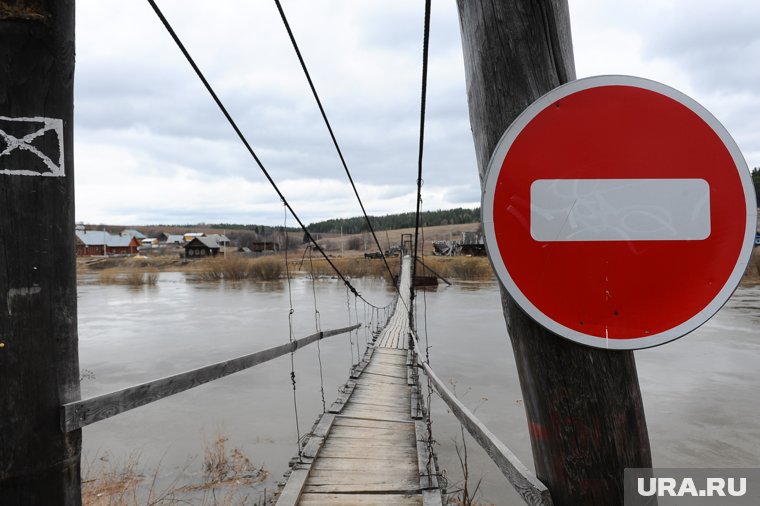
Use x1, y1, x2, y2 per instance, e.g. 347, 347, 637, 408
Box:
61, 324, 360, 433
410, 333, 554, 506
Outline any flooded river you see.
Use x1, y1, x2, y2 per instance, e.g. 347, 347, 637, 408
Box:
78, 272, 759, 504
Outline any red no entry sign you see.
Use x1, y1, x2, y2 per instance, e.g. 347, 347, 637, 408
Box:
482, 76, 756, 350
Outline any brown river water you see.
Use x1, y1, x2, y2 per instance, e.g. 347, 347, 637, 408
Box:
77, 272, 759, 504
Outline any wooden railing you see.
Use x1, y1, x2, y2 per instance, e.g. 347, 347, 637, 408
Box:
411, 334, 553, 506
61, 324, 360, 432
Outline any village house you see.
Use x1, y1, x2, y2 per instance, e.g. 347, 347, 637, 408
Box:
184, 237, 220, 258
205, 234, 230, 246
120, 229, 146, 240
250, 241, 279, 253
75, 230, 140, 256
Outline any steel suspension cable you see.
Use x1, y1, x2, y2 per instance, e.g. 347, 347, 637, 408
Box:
408, 0, 438, 487
146, 0, 383, 310
410, 0, 432, 323
283, 207, 302, 462
307, 246, 327, 413
273, 0, 397, 287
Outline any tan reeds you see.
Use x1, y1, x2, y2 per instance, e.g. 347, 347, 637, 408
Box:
248, 256, 283, 281
305, 257, 389, 279
419, 256, 494, 281
82, 434, 268, 505
193, 255, 283, 282
96, 268, 160, 286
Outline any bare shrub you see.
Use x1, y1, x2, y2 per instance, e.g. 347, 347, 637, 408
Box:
96, 268, 120, 284
448, 257, 492, 280
198, 433, 269, 488
82, 451, 144, 505
249, 256, 283, 281
193, 258, 226, 281
307, 257, 389, 279
144, 269, 159, 286
220, 257, 251, 281
423, 257, 493, 281
96, 268, 160, 286
82, 435, 268, 504
124, 270, 146, 286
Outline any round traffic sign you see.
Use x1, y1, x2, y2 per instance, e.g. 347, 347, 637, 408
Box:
482, 75, 756, 350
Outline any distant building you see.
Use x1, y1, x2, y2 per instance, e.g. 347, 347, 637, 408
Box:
165, 234, 184, 245
206, 234, 231, 246
75, 230, 140, 256
121, 229, 146, 240
251, 241, 279, 253
184, 237, 220, 258
183, 232, 205, 242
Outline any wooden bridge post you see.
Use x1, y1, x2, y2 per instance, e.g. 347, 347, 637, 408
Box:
455, 2, 652, 505
0, 1, 82, 504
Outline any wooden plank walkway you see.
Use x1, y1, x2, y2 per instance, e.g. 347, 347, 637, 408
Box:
277, 256, 442, 506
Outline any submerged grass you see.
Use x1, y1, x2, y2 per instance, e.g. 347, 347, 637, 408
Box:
419, 256, 494, 281
306, 257, 389, 279
193, 256, 283, 282
96, 268, 160, 286
304, 255, 494, 281
82, 433, 268, 505
86, 250, 498, 284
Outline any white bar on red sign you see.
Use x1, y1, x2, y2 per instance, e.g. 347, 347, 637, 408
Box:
530, 178, 711, 242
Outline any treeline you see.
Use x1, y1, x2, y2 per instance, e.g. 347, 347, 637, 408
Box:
101, 207, 481, 242
306, 207, 480, 235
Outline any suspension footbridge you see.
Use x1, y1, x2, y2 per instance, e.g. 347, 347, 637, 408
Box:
277, 256, 442, 505
1, 0, 585, 504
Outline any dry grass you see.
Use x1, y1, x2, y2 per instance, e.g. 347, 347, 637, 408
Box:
199, 433, 269, 488
303, 255, 493, 281
96, 268, 160, 286
193, 256, 283, 282
248, 257, 283, 281
82, 451, 144, 505
96, 268, 120, 284
306, 257, 391, 279
82, 434, 268, 505
420, 257, 494, 281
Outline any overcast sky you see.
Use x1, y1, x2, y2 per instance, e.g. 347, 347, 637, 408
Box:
73, 0, 760, 226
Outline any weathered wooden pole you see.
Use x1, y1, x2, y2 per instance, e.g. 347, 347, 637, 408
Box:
456, 2, 652, 505
0, 1, 81, 504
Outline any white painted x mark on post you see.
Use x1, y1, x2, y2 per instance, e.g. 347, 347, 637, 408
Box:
0, 116, 65, 177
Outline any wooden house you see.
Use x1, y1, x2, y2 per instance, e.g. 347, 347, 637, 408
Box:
184, 237, 220, 258
75, 230, 140, 256
250, 241, 279, 253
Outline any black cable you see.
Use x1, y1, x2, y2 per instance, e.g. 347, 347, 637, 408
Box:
146, 0, 384, 310
273, 0, 397, 287
307, 247, 327, 414
283, 207, 302, 462
410, 0, 432, 319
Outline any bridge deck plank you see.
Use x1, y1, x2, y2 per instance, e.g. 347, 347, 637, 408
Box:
278, 257, 441, 506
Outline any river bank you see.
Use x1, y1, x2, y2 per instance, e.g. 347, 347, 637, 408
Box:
76, 252, 496, 283
77, 245, 760, 285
